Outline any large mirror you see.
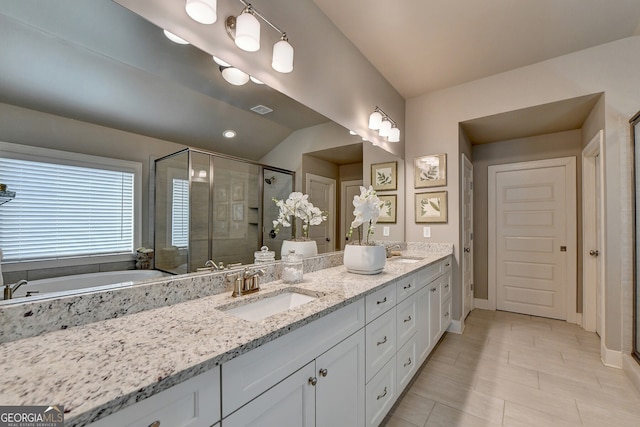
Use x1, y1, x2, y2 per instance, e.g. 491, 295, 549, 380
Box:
0, 0, 403, 302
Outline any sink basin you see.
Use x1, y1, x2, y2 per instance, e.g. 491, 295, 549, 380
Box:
223, 291, 317, 321
390, 256, 424, 264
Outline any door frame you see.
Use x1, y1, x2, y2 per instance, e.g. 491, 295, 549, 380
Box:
305, 173, 336, 251
461, 153, 474, 319
582, 130, 605, 333
488, 157, 577, 322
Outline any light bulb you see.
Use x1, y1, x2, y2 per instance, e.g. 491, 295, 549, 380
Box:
212, 56, 230, 67
369, 111, 382, 130
235, 11, 260, 52
223, 129, 237, 138
163, 30, 189, 45
221, 67, 250, 86
185, 0, 217, 24
250, 76, 264, 85
272, 38, 294, 73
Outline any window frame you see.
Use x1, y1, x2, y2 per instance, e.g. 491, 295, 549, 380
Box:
0, 141, 142, 272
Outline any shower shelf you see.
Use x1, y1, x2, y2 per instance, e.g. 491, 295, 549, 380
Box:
0, 190, 16, 206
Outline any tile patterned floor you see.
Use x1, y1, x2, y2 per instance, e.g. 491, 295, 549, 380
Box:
383, 309, 640, 427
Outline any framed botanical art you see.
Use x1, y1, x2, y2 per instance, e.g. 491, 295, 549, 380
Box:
371, 161, 397, 191
232, 203, 244, 221
414, 154, 446, 188
415, 191, 448, 223
377, 195, 397, 223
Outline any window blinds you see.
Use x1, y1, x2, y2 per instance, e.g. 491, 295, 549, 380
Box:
0, 157, 135, 261
171, 178, 189, 248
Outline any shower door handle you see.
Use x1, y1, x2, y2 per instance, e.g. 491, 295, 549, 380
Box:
269, 229, 277, 239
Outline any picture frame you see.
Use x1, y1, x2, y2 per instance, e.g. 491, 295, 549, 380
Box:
216, 203, 228, 221
371, 161, 397, 191
215, 186, 228, 202
415, 191, 448, 223
414, 154, 447, 188
232, 203, 244, 221
377, 195, 397, 223
232, 182, 244, 201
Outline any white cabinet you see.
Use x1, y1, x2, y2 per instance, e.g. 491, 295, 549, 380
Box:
365, 355, 396, 427
396, 295, 417, 349
365, 282, 396, 322
87, 369, 221, 427
428, 280, 441, 349
223, 361, 316, 427
316, 330, 366, 427
396, 335, 418, 392
365, 307, 397, 382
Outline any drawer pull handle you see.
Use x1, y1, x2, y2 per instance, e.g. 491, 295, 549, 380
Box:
403, 283, 412, 290
377, 336, 388, 346
404, 358, 412, 367
319, 368, 328, 377
404, 315, 412, 323
148, 422, 161, 427
377, 297, 387, 305
431, 287, 437, 292
309, 376, 318, 386
376, 386, 388, 400
445, 312, 449, 317
445, 284, 449, 289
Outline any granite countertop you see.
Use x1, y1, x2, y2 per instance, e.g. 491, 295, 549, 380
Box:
0, 249, 451, 426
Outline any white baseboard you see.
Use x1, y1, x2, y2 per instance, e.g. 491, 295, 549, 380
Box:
447, 320, 464, 334
601, 343, 623, 368
623, 354, 640, 394
575, 313, 582, 327
473, 298, 493, 310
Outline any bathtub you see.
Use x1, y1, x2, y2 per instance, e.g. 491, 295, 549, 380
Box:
11, 270, 171, 299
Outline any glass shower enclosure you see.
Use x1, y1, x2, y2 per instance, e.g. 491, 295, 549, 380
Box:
154, 148, 294, 274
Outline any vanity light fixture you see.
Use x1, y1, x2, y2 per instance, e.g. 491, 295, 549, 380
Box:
368, 106, 400, 142
223, 1, 294, 73
223, 129, 237, 138
163, 29, 190, 45
185, 0, 217, 24
249, 76, 264, 84
213, 56, 262, 86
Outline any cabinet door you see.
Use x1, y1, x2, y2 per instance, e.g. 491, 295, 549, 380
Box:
365, 307, 397, 382
429, 282, 441, 349
223, 362, 315, 427
316, 330, 365, 427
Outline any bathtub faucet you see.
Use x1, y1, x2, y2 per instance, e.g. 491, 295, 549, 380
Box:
204, 260, 224, 271
3, 279, 27, 300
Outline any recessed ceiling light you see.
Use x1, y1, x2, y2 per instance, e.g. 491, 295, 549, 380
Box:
223, 129, 237, 138
163, 29, 189, 45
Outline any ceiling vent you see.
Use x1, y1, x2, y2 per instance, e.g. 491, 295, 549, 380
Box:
250, 104, 273, 115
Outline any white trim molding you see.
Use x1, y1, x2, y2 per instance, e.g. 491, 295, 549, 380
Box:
473, 299, 493, 310
601, 343, 623, 368
447, 320, 465, 334
623, 354, 640, 394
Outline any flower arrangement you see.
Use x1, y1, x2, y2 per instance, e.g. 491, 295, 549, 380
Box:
347, 185, 383, 245
272, 192, 327, 241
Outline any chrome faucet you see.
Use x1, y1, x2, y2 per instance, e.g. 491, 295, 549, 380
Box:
4, 279, 27, 300
227, 268, 265, 297
385, 244, 402, 258
204, 259, 224, 271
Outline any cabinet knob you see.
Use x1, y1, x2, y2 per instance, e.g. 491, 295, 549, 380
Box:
319, 368, 328, 377
309, 376, 318, 386
148, 422, 160, 427
377, 336, 388, 346
376, 386, 388, 400
463, 247, 470, 253
377, 297, 387, 305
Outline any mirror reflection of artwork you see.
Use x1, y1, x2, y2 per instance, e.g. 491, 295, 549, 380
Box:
415, 191, 448, 223
414, 154, 446, 188
371, 161, 397, 191
377, 195, 397, 223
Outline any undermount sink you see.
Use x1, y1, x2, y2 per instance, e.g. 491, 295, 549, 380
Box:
389, 256, 424, 264
222, 291, 317, 322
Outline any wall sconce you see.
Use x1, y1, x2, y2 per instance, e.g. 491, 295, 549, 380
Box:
369, 107, 400, 142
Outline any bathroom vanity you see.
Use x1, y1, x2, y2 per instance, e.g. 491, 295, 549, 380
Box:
0, 248, 452, 427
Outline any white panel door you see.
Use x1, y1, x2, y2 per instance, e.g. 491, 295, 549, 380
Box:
306, 174, 335, 254
462, 154, 474, 319
490, 158, 576, 320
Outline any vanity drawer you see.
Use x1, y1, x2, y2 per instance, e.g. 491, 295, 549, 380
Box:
365, 282, 396, 322
418, 261, 443, 288
365, 356, 396, 427
441, 271, 452, 301
396, 295, 417, 349
441, 297, 452, 331
87, 369, 220, 427
395, 272, 417, 302
365, 307, 396, 383
396, 335, 418, 393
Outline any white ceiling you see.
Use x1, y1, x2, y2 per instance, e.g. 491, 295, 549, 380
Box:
313, 0, 640, 99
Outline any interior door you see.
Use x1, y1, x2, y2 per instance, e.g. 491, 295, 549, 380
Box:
341, 180, 363, 249
462, 154, 474, 319
306, 174, 335, 254
490, 158, 576, 320
595, 153, 603, 336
